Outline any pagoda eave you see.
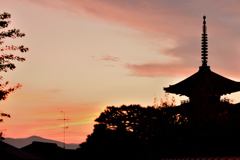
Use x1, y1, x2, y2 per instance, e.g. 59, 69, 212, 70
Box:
163, 67, 240, 97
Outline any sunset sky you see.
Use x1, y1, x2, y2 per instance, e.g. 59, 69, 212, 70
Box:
2, 0, 240, 144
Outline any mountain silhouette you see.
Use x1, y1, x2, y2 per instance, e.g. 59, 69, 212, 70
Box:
3, 135, 79, 149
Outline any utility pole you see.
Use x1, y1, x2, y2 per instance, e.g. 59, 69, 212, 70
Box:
58, 111, 70, 149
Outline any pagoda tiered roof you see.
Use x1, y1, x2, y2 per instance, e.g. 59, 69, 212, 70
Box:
164, 66, 240, 97
164, 16, 240, 98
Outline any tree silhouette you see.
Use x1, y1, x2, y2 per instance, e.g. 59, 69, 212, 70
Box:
78, 96, 184, 159
0, 12, 28, 139
78, 94, 240, 159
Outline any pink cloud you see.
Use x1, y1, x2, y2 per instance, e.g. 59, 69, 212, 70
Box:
27, 0, 240, 42
28, 0, 240, 74
27, 0, 240, 78
101, 55, 120, 62
125, 63, 196, 78
27, 0, 200, 36
125, 61, 240, 79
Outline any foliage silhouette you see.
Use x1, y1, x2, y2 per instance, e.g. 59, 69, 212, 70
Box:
78, 96, 183, 159
78, 94, 240, 159
0, 12, 28, 140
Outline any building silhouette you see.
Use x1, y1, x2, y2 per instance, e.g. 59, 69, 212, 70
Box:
162, 16, 240, 157
164, 16, 240, 107
0, 140, 41, 160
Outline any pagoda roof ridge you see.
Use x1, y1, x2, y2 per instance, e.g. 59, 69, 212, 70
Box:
164, 66, 240, 97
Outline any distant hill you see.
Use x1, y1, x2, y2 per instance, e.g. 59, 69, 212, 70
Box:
3, 135, 80, 149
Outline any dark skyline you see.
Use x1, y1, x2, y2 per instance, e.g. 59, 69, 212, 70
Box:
2, 0, 240, 144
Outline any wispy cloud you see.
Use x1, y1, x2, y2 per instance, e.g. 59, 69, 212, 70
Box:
101, 55, 120, 62
125, 63, 196, 78
28, 0, 240, 78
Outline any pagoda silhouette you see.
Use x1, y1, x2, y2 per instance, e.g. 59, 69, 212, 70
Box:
164, 16, 240, 107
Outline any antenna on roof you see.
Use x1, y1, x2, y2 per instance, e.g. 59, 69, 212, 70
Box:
0, 129, 6, 141
201, 15, 208, 67
57, 111, 70, 149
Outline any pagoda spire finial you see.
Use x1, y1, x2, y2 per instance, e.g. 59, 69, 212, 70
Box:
201, 15, 208, 67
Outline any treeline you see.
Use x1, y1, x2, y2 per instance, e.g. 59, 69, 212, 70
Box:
77, 98, 240, 159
